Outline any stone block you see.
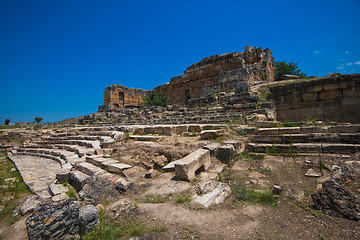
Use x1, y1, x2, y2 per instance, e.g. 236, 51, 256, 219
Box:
284, 94, 302, 103
318, 90, 342, 100
200, 130, 223, 140
174, 149, 211, 181
302, 92, 318, 102
300, 108, 324, 121
79, 205, 99, 234
311, 85, 323, 92
69, 170, 90, 192
223, 140, 245, 154
174, 125, 188, 135
48, 183, 68, 197
203, 143, 221, 157
192, 180, 231, 208
217, 144, 236, 164
323, 83, 340, 91
188, 125, 202, 133
339, 81, 349, 89
277, 109, 300, 122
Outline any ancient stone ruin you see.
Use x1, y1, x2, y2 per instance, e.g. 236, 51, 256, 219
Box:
98, 46, 274, 111
155, 46, 274, 106
1, 46, 360, 239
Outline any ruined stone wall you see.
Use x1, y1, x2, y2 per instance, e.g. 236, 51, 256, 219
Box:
268, 74, 360, 123
98, 85, 148, 112
155, 46, 274, 106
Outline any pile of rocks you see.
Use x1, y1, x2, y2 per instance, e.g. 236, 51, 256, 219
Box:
26, 198, 99, 239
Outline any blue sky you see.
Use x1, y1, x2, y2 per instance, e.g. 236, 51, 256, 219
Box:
1, 0, 359, 123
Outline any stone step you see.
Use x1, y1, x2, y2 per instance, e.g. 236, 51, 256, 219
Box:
35, 139, 100, 149
174, 148, 211, 181
246, 143, 360, 154
12, 151, 67, 166
252, 133, 360, 144
129, 135, 162, 141
16, 148, 74, 160
255, 125, 360, 135
85, 156, 132, 176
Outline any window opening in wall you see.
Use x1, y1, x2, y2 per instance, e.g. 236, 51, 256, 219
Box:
119, 92, 125, 106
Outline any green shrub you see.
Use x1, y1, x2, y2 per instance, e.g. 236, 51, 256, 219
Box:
143, 91, 169, 107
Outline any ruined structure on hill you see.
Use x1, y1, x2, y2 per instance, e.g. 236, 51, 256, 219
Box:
98, 85, 148, 112
155, 46, 274, 105
99, 46, 274, 111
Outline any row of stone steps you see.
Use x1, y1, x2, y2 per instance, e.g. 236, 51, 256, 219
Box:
9, 125, 133, 200
247, 143, 360, 154
246, 124, 360, 156
252, 133, 360, 144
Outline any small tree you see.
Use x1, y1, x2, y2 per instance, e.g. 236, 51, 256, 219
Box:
35, 117, 43, 124
4, 119, 10, 125
144, 91, 169, 107
274, 61, 307, 81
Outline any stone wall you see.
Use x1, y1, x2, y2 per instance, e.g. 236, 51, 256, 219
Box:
268, 74, 360, 123
154, 46, 274, 106
98, 85, 148, 112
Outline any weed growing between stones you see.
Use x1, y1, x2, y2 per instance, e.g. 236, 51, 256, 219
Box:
266, 145, 279, 156
144, 194, 168, 203
231, 184, 277, 206
238, 150, 264, 161
174, 192, 191, 205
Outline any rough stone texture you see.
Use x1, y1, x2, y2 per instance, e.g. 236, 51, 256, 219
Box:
26, 199, 80, 240
217, 144, 236, 164
90, 46, 273, 109
311, 179, 360, 220
192, 180, 231, 208
13, 195, 42, 216
98, 84, 148, 112
200, 130, 223, 140
269, 74, 360, 123
156, 46, 274, 106
174, 149, 211, 181
79, 205, 99, 234
114, 177, 132, 192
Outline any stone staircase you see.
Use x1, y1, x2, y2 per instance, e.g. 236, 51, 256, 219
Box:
244, 124, 360, 155
7, 125, 133, 201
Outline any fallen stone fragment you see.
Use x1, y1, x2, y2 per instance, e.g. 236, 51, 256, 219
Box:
192, 180, 231, 208
217, 144, 236, 164
13, 195, 42, 216
48, 183, 68, 196
115, 177, 132, 192
311, 179, 360, 220
174, 149, 211, 181
26, 198, 80, 240
79, 205, 99, 234
305, 168, 322, 177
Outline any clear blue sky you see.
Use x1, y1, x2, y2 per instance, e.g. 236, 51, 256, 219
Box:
1, 0, 359, 123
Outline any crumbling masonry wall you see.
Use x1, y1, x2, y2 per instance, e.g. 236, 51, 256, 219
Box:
154, 46, 274, 106
268, 74, 360, 123
98, 85, 148, 112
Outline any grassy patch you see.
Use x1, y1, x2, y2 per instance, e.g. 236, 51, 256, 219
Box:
231, 184, 277, 206
0, 152, 33, 223
83, 209, 152, 240
266, 145, 279, 156
238, 150, 264, 161
0, 125, 22, 130
144, 194, 168, 204
254, 167, 272, 175
174, 192, 191, 205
